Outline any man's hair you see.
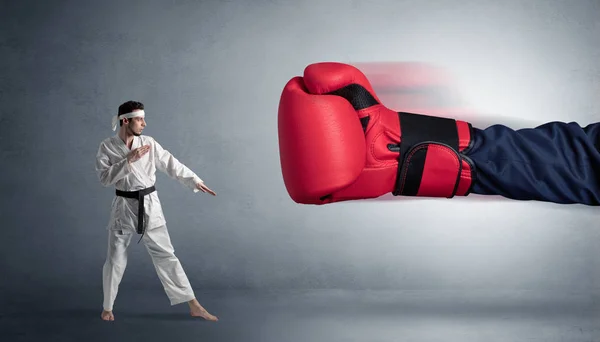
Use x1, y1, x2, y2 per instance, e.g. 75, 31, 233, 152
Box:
118, 100, 144, 126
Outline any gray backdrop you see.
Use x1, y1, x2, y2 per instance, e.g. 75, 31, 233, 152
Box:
2, 0, 600, 297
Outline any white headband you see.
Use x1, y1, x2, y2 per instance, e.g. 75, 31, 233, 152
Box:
112, 110, 145, 131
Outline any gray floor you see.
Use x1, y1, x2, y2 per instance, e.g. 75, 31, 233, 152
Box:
2, 287, 600, 342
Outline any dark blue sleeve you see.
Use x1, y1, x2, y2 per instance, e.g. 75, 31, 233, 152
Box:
465, 121, 600, 206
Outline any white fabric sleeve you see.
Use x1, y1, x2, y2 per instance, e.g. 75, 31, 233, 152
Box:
152, 138, 204, 192
95, 142, 132, 187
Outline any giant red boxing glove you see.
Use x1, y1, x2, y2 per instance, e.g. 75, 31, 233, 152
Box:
278, 62, 476, 205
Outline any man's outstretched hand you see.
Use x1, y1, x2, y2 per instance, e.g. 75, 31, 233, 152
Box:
196, 182, 217, 196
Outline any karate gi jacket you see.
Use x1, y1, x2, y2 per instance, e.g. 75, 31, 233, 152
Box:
95, 134, 203, 231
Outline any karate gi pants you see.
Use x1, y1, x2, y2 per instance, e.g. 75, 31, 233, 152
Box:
102, 224, 195, 311
467, 121, 600, 205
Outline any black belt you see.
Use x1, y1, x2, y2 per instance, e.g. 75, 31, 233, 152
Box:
115, 185, 156, 243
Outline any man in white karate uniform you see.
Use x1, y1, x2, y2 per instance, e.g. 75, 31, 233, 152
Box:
95, 100, 218, 322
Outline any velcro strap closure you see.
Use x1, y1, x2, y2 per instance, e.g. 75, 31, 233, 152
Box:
395, 142, 462, 198
392, 112, 475, 198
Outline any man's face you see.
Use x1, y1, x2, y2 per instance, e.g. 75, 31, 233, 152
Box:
126, 113, 146, 136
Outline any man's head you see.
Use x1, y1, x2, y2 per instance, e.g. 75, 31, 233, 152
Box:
115, 100, 146, 136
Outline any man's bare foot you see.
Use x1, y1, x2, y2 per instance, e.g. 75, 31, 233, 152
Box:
188, 298, 218, 321
101, 310, 114, 321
